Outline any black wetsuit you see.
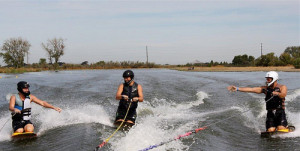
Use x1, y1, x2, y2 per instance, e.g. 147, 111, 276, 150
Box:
264, 84, 287, 130
115, 82, 139, 123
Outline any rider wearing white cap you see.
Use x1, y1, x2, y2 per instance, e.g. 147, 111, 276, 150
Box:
227, 71, 288, 132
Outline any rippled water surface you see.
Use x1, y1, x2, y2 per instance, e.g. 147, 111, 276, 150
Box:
0, 69, 299, 151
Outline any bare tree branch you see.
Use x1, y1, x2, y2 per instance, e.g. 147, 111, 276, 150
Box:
42, 38, 65, 67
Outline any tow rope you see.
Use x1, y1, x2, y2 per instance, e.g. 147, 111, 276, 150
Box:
0, 118, 10, 133
95, 101, 132, 151
0, 112, 17, 134
139, 96, 275, 151
139, 126, 207, 151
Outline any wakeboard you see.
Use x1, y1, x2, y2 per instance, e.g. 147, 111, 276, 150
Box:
261, 126, 295, 138
12, 132, 37, 139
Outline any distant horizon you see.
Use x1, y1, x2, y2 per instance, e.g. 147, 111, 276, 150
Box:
0, 43, 295, 66
0, 0, 299, 66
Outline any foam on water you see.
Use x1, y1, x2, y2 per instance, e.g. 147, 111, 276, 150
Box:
286, 88, 300, 103
105, 91, 209, 151
36, 103, 113, 135
279, 88, 300, 138
6, 93, 13, 102
0, 113, 13, 141
0, 101, 113, 141
0, 94, 20, 141
176, 91, 208, 110
107, 91, 269, 151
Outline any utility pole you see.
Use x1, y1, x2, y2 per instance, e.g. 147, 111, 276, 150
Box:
146, 46, 148, 66
261, 43, 263, 57
27, 51, 29, 64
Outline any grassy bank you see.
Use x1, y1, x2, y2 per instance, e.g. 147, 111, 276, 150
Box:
172, 66, 300, 72
0, 67, 43, 73
1, 65, 300, 74
0, 66, 163, 73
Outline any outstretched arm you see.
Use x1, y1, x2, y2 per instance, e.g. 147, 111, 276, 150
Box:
227, 85, 263, 94
31, 95, 62, 112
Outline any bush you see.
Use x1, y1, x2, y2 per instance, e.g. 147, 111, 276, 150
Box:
232, 54, 255, 66
293, 58, 300, 69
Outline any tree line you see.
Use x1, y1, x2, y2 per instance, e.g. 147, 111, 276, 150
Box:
183, 46, 300, 69
0, 37, 65, 69
1, 37, 299, 69
0, 37, 158, 70
231, 46, 300, 68
46, 60, 159, 70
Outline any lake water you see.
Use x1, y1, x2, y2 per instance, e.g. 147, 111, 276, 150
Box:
0, 69, 299, 151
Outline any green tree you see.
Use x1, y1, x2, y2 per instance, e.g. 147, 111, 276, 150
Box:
0, 37, 31, 68
284, 46, 300, 58
255, 53, 278, 66
293, 58, 300, 69
279, 52, 293, 65
208, 60, 214, 67
39, 58, 47, 68
232, 54, 255, 66
95, 61, 106, 67
283, 46, 300, 68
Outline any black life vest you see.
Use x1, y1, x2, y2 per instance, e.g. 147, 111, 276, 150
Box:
264, 85, 285, 110
119, 82, 139, 109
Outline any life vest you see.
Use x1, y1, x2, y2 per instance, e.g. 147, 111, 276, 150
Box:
13, 94, 31, 121
119, 82, 139, 109
264, 84, 285, 110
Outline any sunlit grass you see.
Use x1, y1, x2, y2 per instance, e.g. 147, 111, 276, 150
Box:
173, 66, 300, 72
0, 67, 43, 73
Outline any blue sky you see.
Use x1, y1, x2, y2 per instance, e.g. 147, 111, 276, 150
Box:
0, 0, 299, 65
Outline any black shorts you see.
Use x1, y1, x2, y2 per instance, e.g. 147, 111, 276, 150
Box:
115, 107, 137, 123
266, 109, 288, 130
12, 120, 33, 132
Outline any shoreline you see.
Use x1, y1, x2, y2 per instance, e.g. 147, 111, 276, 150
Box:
1, 66, 300, 74
172, 66, 300, 72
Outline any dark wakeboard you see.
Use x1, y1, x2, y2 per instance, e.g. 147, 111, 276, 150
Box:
261, 126, 295, 138
12, 132, 37, 139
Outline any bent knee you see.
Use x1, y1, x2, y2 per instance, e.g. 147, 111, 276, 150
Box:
267, 127, 276, 132
24, 124, 34, 132
15, 128, 24, 133
126, 120, 134, 124
277, 125, 287, 130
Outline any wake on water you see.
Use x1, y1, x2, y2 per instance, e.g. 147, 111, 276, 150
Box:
1, 89, 300, 150
1, 93, 114, 141
104, 91, 209, 151
107, 89, 300, 150
0, 103, 113, 141
281, 88, 300, 138
239, 88, 300, 137
0, 91, 208, 148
